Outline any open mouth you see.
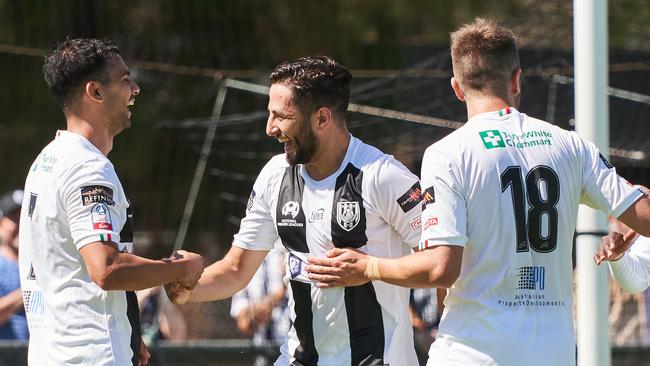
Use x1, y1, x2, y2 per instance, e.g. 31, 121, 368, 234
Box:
127, 99, 135, 118
277, 135, 289, 143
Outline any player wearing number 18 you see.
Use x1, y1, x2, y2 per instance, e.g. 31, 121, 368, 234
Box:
305, 18, 650, 365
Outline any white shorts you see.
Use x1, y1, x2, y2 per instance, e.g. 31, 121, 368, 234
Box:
426, 337, 497, 366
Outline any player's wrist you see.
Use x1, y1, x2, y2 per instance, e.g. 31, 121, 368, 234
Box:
364, 256, 382, 281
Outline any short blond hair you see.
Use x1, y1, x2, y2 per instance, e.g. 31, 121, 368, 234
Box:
450, 18, 520, 98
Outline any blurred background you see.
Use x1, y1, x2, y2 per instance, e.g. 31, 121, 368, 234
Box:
0, 0, 649, 365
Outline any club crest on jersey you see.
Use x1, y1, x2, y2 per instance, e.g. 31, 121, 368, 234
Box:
337, 201, 361, 231
288, 253, 302, 279
91, 203, 113, 230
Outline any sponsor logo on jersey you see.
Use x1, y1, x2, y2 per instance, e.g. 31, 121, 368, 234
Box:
26, 263, 36, 280
410, 217, 421, 230
480, 129, 554, 150
479, 130, 506, 149
423, 217, 438, 230
278, 201, 304, 228
309, 208, 325, 223
91, 203, 113, 230
246, 190, 256, 212
23, 290, 45, 314
599, 153, 614, 169
336, 201, 361, 231
396, 182, 422, 213
288, 253, 302, 279
515, 266, 545, 290
81, 185, 115, 206
421, 186, 435, 208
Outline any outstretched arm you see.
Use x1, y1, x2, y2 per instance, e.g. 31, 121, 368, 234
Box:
306, 245, 462, 289
167, 246, 268, 304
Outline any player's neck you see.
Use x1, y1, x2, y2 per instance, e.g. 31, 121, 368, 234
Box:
65, 114, 115, 156
304, 131, 351, 181
466, 95, 513, 120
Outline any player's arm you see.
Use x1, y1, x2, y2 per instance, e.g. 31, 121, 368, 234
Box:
0, 288, 23, 325
616, 187, 650, 237
80, 242, 204, 291
594, 231, 650, 293
167, 246, 268, 304
307, 245, 462, 288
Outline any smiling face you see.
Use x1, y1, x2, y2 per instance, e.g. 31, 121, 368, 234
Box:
266, 83, 318, 165
100, 56, 140, 133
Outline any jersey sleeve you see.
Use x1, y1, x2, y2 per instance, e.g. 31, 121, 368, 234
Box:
419, 145, 468, 249
577, 135, 643, 217
232, 160, 279, 251
59, 158, 124, 250
371, 158, 422, 249
608, 236, 650, 293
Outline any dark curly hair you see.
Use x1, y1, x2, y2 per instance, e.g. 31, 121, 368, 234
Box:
43, 38, 120, 109
270, 56, 352, 121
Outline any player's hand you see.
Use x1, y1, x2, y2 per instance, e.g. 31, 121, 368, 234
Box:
173, 250, 205, 289
306, 248, 369, 288
593, 230, 637, 265
165, 281, 191, 305
138, 338, 150, 366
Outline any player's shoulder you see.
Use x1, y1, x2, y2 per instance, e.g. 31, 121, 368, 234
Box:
350, 136, 412, 174
38, 132, 116, 181
254, 153, 290, 185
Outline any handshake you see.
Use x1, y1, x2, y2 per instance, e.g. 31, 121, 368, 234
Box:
164, 250, 205, 304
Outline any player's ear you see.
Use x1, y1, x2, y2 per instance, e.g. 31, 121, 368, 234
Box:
313, 106, 332, 130
450, 77, 465, 102
511, 68, 522, 97
86, 81, 103, 103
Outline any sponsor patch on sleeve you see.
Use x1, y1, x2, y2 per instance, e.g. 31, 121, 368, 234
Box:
81, 185, 115, 206
246, 190, 256, 212
599, 153, 614, 169
91, 203, 113, 231
421, 186, 435, 209
397, 182, 422, 213
410, 217, 422, 230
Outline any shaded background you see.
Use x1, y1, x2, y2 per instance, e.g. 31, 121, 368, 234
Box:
1, 0, 650, 364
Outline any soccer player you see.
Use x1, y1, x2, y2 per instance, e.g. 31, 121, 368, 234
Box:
19, 38, 205, 366
166, 56, 422, 365
305, 18, 650, 365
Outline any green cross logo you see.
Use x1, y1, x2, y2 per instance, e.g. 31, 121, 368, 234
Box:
479, 130, 506, 149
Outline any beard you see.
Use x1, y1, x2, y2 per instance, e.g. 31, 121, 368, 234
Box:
286, 118, 318, 166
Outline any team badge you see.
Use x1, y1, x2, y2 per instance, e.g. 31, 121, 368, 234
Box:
91, 203, 113, 230
337, 201, 361, 231
288, 253, 302, 279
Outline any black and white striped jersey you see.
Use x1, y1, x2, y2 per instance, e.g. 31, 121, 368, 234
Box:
234, 136, 421, 366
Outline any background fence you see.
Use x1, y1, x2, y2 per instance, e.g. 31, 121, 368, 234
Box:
1, 1, 650, 365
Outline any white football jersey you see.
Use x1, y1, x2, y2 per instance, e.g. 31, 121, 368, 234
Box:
234, 135, 421, 366
19, 130, 140, 365
420, 108, 643, 366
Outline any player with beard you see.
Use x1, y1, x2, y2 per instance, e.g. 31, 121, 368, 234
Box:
304, 19, 650, 365
166, 56, 422, 365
